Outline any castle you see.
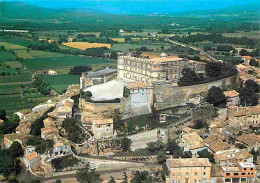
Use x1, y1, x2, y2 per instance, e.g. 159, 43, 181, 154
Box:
118, 53, 206, 83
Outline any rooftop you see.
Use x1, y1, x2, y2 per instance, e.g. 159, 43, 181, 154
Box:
215, 149, 253, 161
84, 68, 117, 78
224, 90, 239, 98
25, 152, 37, 161
126, 82, 149, 89
93, 119, 113, 125
166, 158, 211, 168
236, 133, 260, 146
238, 162, 255, 168
208, 140, 231, 153
182, 132, 206, 150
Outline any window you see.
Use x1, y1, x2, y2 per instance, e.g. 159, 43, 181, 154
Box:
194, 180, 197, 183
250, 168, 253, 170
225, 178, 231, 182
234, 173, 239, 176
244, 168, 247, 171
203, 172, 206, 176
194, 172, 197, 176
242, 173, 246, 175
226, 173, 230, 176
241, 178, 246, 182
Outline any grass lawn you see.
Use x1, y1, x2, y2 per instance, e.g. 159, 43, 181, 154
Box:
39, 75, 80, 93
15, 50, 64, 59
0, 75, 31, 83
0, 51, 16, 61
111, 43, 171, 52
23, 56, 112, 70
0, 42, 27, 50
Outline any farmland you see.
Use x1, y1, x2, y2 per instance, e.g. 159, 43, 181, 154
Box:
0, 36, 36, 47
111, 43, 171, 51
39, 75, 80, 93
15, 50, 64, 59
63, 42, 111, 50
0, 51, 16, 61
0, 42, 26, 50
23, 56, 112, 70
0, 84, 52, 114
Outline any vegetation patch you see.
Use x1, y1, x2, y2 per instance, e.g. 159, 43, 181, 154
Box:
0, 42, 26, 50
39, 75, 80, 93
23, 56, 111, 70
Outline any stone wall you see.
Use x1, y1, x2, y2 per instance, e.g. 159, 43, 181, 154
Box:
154, 75, 239, 110
79, 98, 125, 123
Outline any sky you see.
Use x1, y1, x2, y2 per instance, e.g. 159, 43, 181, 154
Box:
3, 0, 260, 14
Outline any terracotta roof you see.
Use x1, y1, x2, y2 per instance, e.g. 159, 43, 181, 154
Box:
126, 82, 149, 89
215, 149, 252, 161
208, 140, 231, 153
166, 158, 211, 168
242, 56, 252, 60
224, 90, 239, 98
204, 135, 225, 144
236, 133, 260, 146
93, 119, 113, 125
26, 152, 37, 161
150, 56, 183, 62
182, 132, 206, 150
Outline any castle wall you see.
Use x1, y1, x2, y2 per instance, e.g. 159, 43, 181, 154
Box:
153, 75, 239, 109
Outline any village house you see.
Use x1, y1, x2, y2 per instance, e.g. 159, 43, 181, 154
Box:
214, 149, 253, 167
235, 133, 260, 152
3, 133, 32, 149
92, 119, 114, 139
227, 106, 260, 128
179, 132, 207, 157
23, 152, 40, 173
16, 120, 32, 135
242, 56, 253, 65
166, 158, 212, 183
221, 162, 255, 183
48, 69, 58, 75
224, 90, 240, 107
50, 139, 71, 157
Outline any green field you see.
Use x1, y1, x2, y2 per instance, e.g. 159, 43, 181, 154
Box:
23, 56, 112, 70
0, 84, 52, 114
39, 75, 80, 93
0, 42, 27, 50
0, 36, 36, 47
111, 43, 171, 51
0, 51, 16, 61
0, 75, 31, 83
15, 49, 65, 59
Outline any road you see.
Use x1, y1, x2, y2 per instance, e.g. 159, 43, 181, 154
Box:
168, 40, 218, 62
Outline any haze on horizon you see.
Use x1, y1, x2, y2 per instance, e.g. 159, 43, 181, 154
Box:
3, 0, 260, 14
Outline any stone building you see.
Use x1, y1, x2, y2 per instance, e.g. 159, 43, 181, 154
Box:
166, 158, 211, 183
80, 67, 117, 89
224, 90, 240, 107
118, 53, 206, 83
91, 119, 114, 139
179, 132, 208, 157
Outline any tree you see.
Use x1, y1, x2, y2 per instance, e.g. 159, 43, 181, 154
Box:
0, 45, 5, 51
197, 149, 215, 163
245, 79, 259, 93
110, 52, 118, 60
121, 137, 131, 152
9, 141, 24, 158
113, 109, 123, 132
240, 87, 259, 106
205, 62, 223, 78
130, 171, 150, 183
206, 86, 227, 108
193, 120, 208, 129
157, 150, 166, 164
31, 180, 41, 183
76, 164, 102, 183
0, 110, 7, 120
8, 114, 20, 124
108, 176, 116, 183
177, 68, 200, 86
239, 49, 248, 56
121, 172, 128, 183
62, 118, 85, 144
69, 66, 92, 75
249, 59, 259, 67
55, 179, 62, 183
0, 149, 17, 177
